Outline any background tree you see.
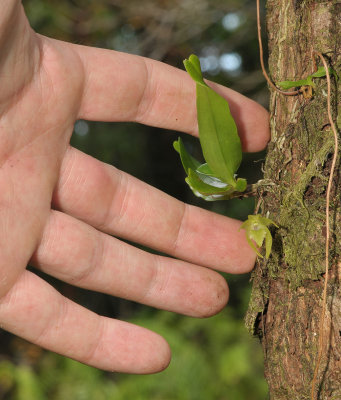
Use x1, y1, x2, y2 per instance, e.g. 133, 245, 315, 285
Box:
246, 0, 341, 398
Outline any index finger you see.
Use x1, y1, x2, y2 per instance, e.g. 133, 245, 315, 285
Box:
72, 43, 269, 152
53, 147, 256, 274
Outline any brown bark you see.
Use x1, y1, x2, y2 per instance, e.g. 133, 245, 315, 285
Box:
246, 1, 341, 398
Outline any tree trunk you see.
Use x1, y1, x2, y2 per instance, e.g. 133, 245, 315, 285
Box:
246, 1, 341, 398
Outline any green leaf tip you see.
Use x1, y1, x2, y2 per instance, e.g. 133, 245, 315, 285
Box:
235, 178, 247, 192
183, 54, 205, 85
240, 214, 278, 258
173, 137, 200, 175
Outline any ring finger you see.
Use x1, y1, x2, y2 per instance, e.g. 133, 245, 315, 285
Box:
31, 210, 229, 318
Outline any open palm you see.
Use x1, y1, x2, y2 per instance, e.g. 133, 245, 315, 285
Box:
0, 4, 269, 373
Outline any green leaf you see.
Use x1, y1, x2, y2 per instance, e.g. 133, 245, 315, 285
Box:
173, 138, 246, 200
311, 65, 338, 80
278, 79, 310, 90
195, 163, 231, 189
196, 163, 214, 175
196, 163, 247, 192
234, 178, 247, 192
278, 66, 338, 89
188, 169, 231, 194
196, 81, 242, 187
173, 137, 201, 175
195, 170, 230, 189
244, 232, 263, 258
183, 54, 243, 187
186, 169, 235, 201
183, 55, 205, 85
265, 230, 273, 259
310, 66, 327, 78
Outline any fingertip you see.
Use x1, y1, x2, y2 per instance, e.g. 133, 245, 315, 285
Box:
116, 324, 171, 374
226, 225, 257, 274
151, 335, 172, 373
236, 252, 257, 274
193, 270, 229, 318
132, 330, 171, 374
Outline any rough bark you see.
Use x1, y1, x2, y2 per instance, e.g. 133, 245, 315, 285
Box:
246, 1, 341, 398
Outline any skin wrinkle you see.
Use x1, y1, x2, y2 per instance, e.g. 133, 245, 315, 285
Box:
154, 255, 173, 296
0, 17, 40, 114
38, 59, 55, 121
34, 290, 95, 361
111, 173, 159, 239
75, 48, 147, 122
3, 50, 72, 174
0, 174, 44, 298
58, 148, 78, 193
111, 238, 131, 296
1, 91, 53, 164
70, 227, 104, 286
125, 184, 154, 239
85, 232, 114, 294
53, 158, 92, 217
33, 40, 83, 140
140, 255, 170, 305
95, 163, 123, 230
36, 212, 61, 272
0, 270, 23, 311
33, 291, 66, 348
7, 125, 53, 162
138, 59, 177, 126
0, 171, 14, 234
76, 49, 92, 120
0, 96, 44, 166
59, 300, 90, 358
134, 57, 196, 133
98, 167, 128, 232
170, 201, 188, 257
0, 272, 51, 339
82, 315, 107, 366
132, 57, 154, 123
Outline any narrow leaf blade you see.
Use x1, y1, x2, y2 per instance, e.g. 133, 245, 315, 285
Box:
278, 79, 308, 89
173, 137, 201, 175
196, 84, 242, 186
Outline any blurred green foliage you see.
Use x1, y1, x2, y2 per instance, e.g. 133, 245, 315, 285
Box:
1, 1, 269, 399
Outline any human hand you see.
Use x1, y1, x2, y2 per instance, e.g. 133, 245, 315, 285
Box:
0, 1, 269, 374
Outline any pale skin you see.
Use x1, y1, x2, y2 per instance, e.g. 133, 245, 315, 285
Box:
0, 1, 270, 374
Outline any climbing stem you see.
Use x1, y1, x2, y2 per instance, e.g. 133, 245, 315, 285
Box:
310, 52, 339, 400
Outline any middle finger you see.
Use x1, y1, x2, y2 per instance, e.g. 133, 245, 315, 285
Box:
53, 146, 256, 274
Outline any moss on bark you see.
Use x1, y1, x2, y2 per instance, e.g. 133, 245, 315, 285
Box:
246, 1, 341, 398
